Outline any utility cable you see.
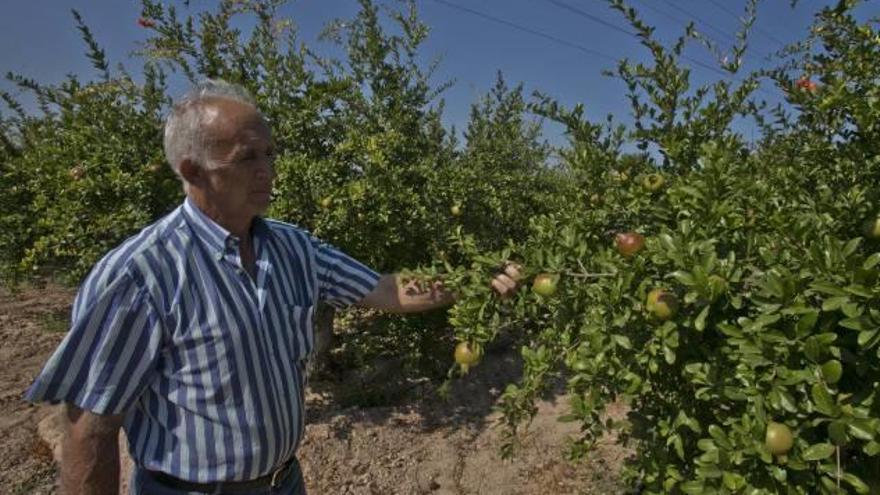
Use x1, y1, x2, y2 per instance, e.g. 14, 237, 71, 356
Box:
432, 0, 778, 99
628, 0, 774, 64
431, 0, 618, 62
546, 0, 734, 80
658, 0, 738, 45
704, 0, 788, 48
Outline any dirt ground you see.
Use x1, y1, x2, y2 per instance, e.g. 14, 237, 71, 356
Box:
0, 284, 627, 495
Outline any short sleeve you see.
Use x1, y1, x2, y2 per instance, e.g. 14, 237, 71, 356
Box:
312, 238, 380, 308
24, 273, 165, 415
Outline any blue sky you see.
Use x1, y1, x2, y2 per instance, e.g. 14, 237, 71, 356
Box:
0, 1, 871, 146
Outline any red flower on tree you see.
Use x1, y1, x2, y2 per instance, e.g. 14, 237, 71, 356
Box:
795, 77, 818, 92
137, 17, 155, 28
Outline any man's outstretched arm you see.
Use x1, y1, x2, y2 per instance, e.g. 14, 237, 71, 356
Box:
61, 405, 124, 495
359, 265, 520, 313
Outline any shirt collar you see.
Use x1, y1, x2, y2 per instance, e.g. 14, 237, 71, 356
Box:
182, 197, 269, 256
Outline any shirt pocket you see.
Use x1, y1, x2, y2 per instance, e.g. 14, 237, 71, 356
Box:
285, 303, 315, 363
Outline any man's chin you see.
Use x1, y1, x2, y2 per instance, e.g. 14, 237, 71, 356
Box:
253, 198, 272, 214
251, 191, 272, 206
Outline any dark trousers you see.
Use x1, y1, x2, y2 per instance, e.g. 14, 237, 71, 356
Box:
130, 462, 307, 495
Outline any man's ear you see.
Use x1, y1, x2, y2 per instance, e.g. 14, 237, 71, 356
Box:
178, 158, 204, 186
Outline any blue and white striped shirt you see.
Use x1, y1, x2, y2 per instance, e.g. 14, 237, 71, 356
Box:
25, 198, 380, 482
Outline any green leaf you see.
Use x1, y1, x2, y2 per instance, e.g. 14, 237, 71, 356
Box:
680, 481, 704, 494
845, 285, 873, 299
811, 383, 838, 416
804, 333, 837, 362
763, 273, 787, 299
843, 238, 862, 257
842, 472, 870, 494
717, 323, 742, 337
863, 441, 880, 456
670, 270, 696, 286
698, 448, 720, 465
779, 389, 798, 413
796, 311, 819, 334
611, 334, 632, 350
722, 471, 745, 490
676, 411, 701, 433
663, 346, 676, 364
697, 439, 717, 452
770, 465, 787, 482
828, 420, 848, 446
669, 433, 684, 460
822, 296, 850, 312
811, 282, 848, 297
708, 424, 732, 450
695, 306, 709, 332
842, 302, 863, 317
730, 295, 743, 309
723, 387, 747, 401
658, 233, 676, 252
678, 185, 704, 200
858, 329, 880, 348
840, 316, 873, 331
801, 443, 835, 461
848, 419, 875, 441
696, 466, 723, 478
753, 313, 781, 329
863, 253, 880, 270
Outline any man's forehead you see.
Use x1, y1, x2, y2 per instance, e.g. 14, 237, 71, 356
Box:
201, 97, 265, 126
201, 104, 223, 127
200, 98, 271, 143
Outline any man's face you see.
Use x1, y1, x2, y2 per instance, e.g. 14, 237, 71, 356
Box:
199, 98, 276, 219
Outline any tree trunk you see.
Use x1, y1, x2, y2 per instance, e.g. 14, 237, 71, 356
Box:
309, 302, 336, 376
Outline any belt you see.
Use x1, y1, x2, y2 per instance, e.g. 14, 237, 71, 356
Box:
145, 458, 298, 493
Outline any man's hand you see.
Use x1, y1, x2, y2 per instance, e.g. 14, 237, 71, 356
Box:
491, 263, 521, 298
61, 405, 124, 495
360, 274, 455, 313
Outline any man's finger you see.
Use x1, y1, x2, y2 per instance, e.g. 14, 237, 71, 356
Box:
491, 278, 513, 296
492, 275, 518, 296
503, 262, 522, 280
495, 274, 516, 289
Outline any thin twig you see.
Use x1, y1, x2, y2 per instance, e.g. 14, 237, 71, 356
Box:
565, 270, 616, 279
836, 445, 841, 492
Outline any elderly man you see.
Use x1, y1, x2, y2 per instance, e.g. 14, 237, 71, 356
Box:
25, 80, 520, 495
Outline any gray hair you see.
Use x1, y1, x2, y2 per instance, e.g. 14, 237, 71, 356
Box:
163, 79, 258, 175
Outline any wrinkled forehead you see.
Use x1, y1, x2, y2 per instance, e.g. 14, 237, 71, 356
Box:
201, 97, 268, 130
201, 97, 272, 146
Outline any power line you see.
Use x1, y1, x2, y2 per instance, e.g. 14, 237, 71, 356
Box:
630, 0, 726, 49
628, 0, 752, 63
658, 0, 738, 45
545, 0, 735, 80
631, 0, 700, 33
553, 0, 783, 99
629, 0, 775, 66
704, 0, 788, 49
546, 0, 633, 38
431, 0, 617, 63
431, 0, 778, 99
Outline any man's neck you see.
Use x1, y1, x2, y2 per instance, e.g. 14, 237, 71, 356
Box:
187, 193, 253, 239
